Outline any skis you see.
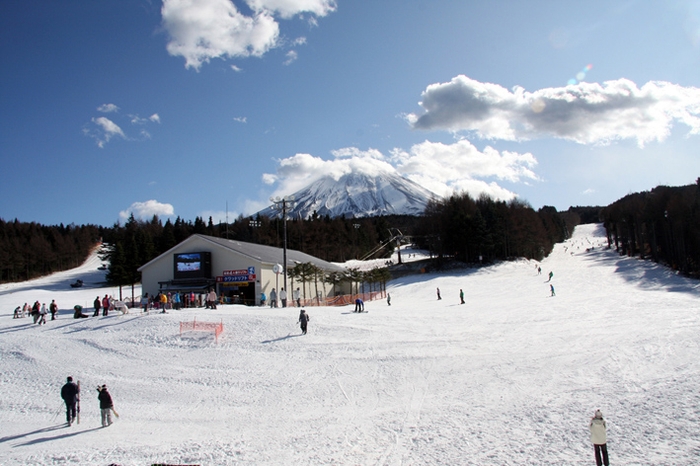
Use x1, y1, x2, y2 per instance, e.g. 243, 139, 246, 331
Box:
76, 380, 81, 425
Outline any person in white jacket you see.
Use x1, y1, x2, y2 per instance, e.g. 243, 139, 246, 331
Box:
589, 409, 609, 466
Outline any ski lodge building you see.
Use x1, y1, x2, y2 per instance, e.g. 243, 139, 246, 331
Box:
138, 234, 349, 306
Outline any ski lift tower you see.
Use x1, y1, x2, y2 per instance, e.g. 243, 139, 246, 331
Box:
270, 195, 296, 294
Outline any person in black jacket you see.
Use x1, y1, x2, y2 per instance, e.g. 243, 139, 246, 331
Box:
298, 309, 310, 335
93, 296, 101, 317
96, 385, 114, 427
60, 376, 80, 426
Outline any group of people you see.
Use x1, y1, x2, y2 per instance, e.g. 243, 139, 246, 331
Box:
141, 290, 220, 312
267, 287, 302, 308
60, 376, 115, 428
14, 300, 59, 324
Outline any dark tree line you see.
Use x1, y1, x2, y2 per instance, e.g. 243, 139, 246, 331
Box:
413, 193, 576, 264
601, 180, 700, 277
0, 219, 103, 283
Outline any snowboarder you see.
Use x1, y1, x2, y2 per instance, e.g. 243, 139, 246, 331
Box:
260, 292, 267, 307
459, 289, 465, 304
73, 305, 89, 318
293, 287, 301, 307
93, 296, 101, 317
269, 288, 277, 308
298, 309, 310, 335
550, 284, 555, 296
279, 288, 287, 308
537, 266, 542, 275
49, 299, 58, 320
61, 376, 80, 426
354, 298, 364, 312
436, 288, 442, 300
547, 271, 553, 282
96, 385, 114, 427
387, 293, 391, 306
589, 409, 609, 466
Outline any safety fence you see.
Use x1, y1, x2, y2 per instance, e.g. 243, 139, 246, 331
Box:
298, 290, 386, 307
179, 317, 224, 342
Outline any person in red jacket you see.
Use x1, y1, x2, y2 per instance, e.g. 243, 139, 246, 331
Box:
102, 295, 110, 316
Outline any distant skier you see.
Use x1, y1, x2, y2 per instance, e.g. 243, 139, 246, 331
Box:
96, 385, 114, 427
459, 289, 465, 304
269, 288, 277, 308
93, 296, 101, 317
298, 309, 310, 335
354, 298, 364, 312
50, 299, 58, 320
61, 376, 80, 426
436, 288, 442, 300
547, 271, 553, 282
387, 293, 391, 306
538, 266, 542, 275
13, 306, 21, 318
589, 409, 609, 466
550, 284, 556, 296
260, 292, 267, 307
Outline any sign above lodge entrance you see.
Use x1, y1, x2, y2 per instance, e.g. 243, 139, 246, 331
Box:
217, 267, 256, 283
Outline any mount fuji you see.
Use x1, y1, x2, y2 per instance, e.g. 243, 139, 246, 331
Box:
257, 172, 438, 219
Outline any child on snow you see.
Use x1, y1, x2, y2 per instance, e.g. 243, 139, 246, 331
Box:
590, 409, 609, 466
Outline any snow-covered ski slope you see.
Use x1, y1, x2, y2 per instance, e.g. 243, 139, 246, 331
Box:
0, 223, 699, 465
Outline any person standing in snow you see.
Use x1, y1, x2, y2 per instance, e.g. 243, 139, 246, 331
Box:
31, 301, 41, 324
38, 303, 48, 324
459, 289, 465, 304
96, 385, 114, 427
93, 296, 101, 317
293, 287, 301, 307
279, 288, 287, 307
61, 376, 80, 426
387, 293, 391, 306
550, 284, 556, 296
269, 288, 277, 308
49, 299, 58, 320
298, 309, 310, 335
589, 409, 609, 466
436, 288, 442, 300
547, 271, 553, 282
102, 295, 110, 316
206, 289, 218, 309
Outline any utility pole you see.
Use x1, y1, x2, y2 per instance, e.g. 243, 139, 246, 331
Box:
270, 196, 296, 294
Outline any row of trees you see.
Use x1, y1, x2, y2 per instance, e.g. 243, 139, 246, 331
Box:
0, 219, 103, 283
601, 180, 700, 277
413, 193, 578, 264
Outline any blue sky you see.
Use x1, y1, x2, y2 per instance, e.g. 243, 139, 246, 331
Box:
2, 0, 700, 227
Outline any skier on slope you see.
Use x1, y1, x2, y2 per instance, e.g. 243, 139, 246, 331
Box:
96, 385, 114, 427
589, 409, 610, 466
550, 284, 556, 296
298, 309, 310, 335
61, 376, 80, 426
459, 289, 465, 304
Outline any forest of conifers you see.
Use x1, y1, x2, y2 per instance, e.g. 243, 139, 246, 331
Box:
3, 181, 699, 285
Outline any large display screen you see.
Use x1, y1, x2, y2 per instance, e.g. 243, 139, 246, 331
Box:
174, 252, 211, 279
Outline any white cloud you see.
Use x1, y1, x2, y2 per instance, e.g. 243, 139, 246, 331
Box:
245, 0, 336, 19
161, 0, 335, 70
408, 75, 700, 147
262, 142, 537, 204
231, 64, 242, 72
234, 116, 248, 123
119, 200, 175, 221
149, 113, 161, 123
90, 117, 126, 148
283, 50, 298, 65
97, 103, 119, 113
